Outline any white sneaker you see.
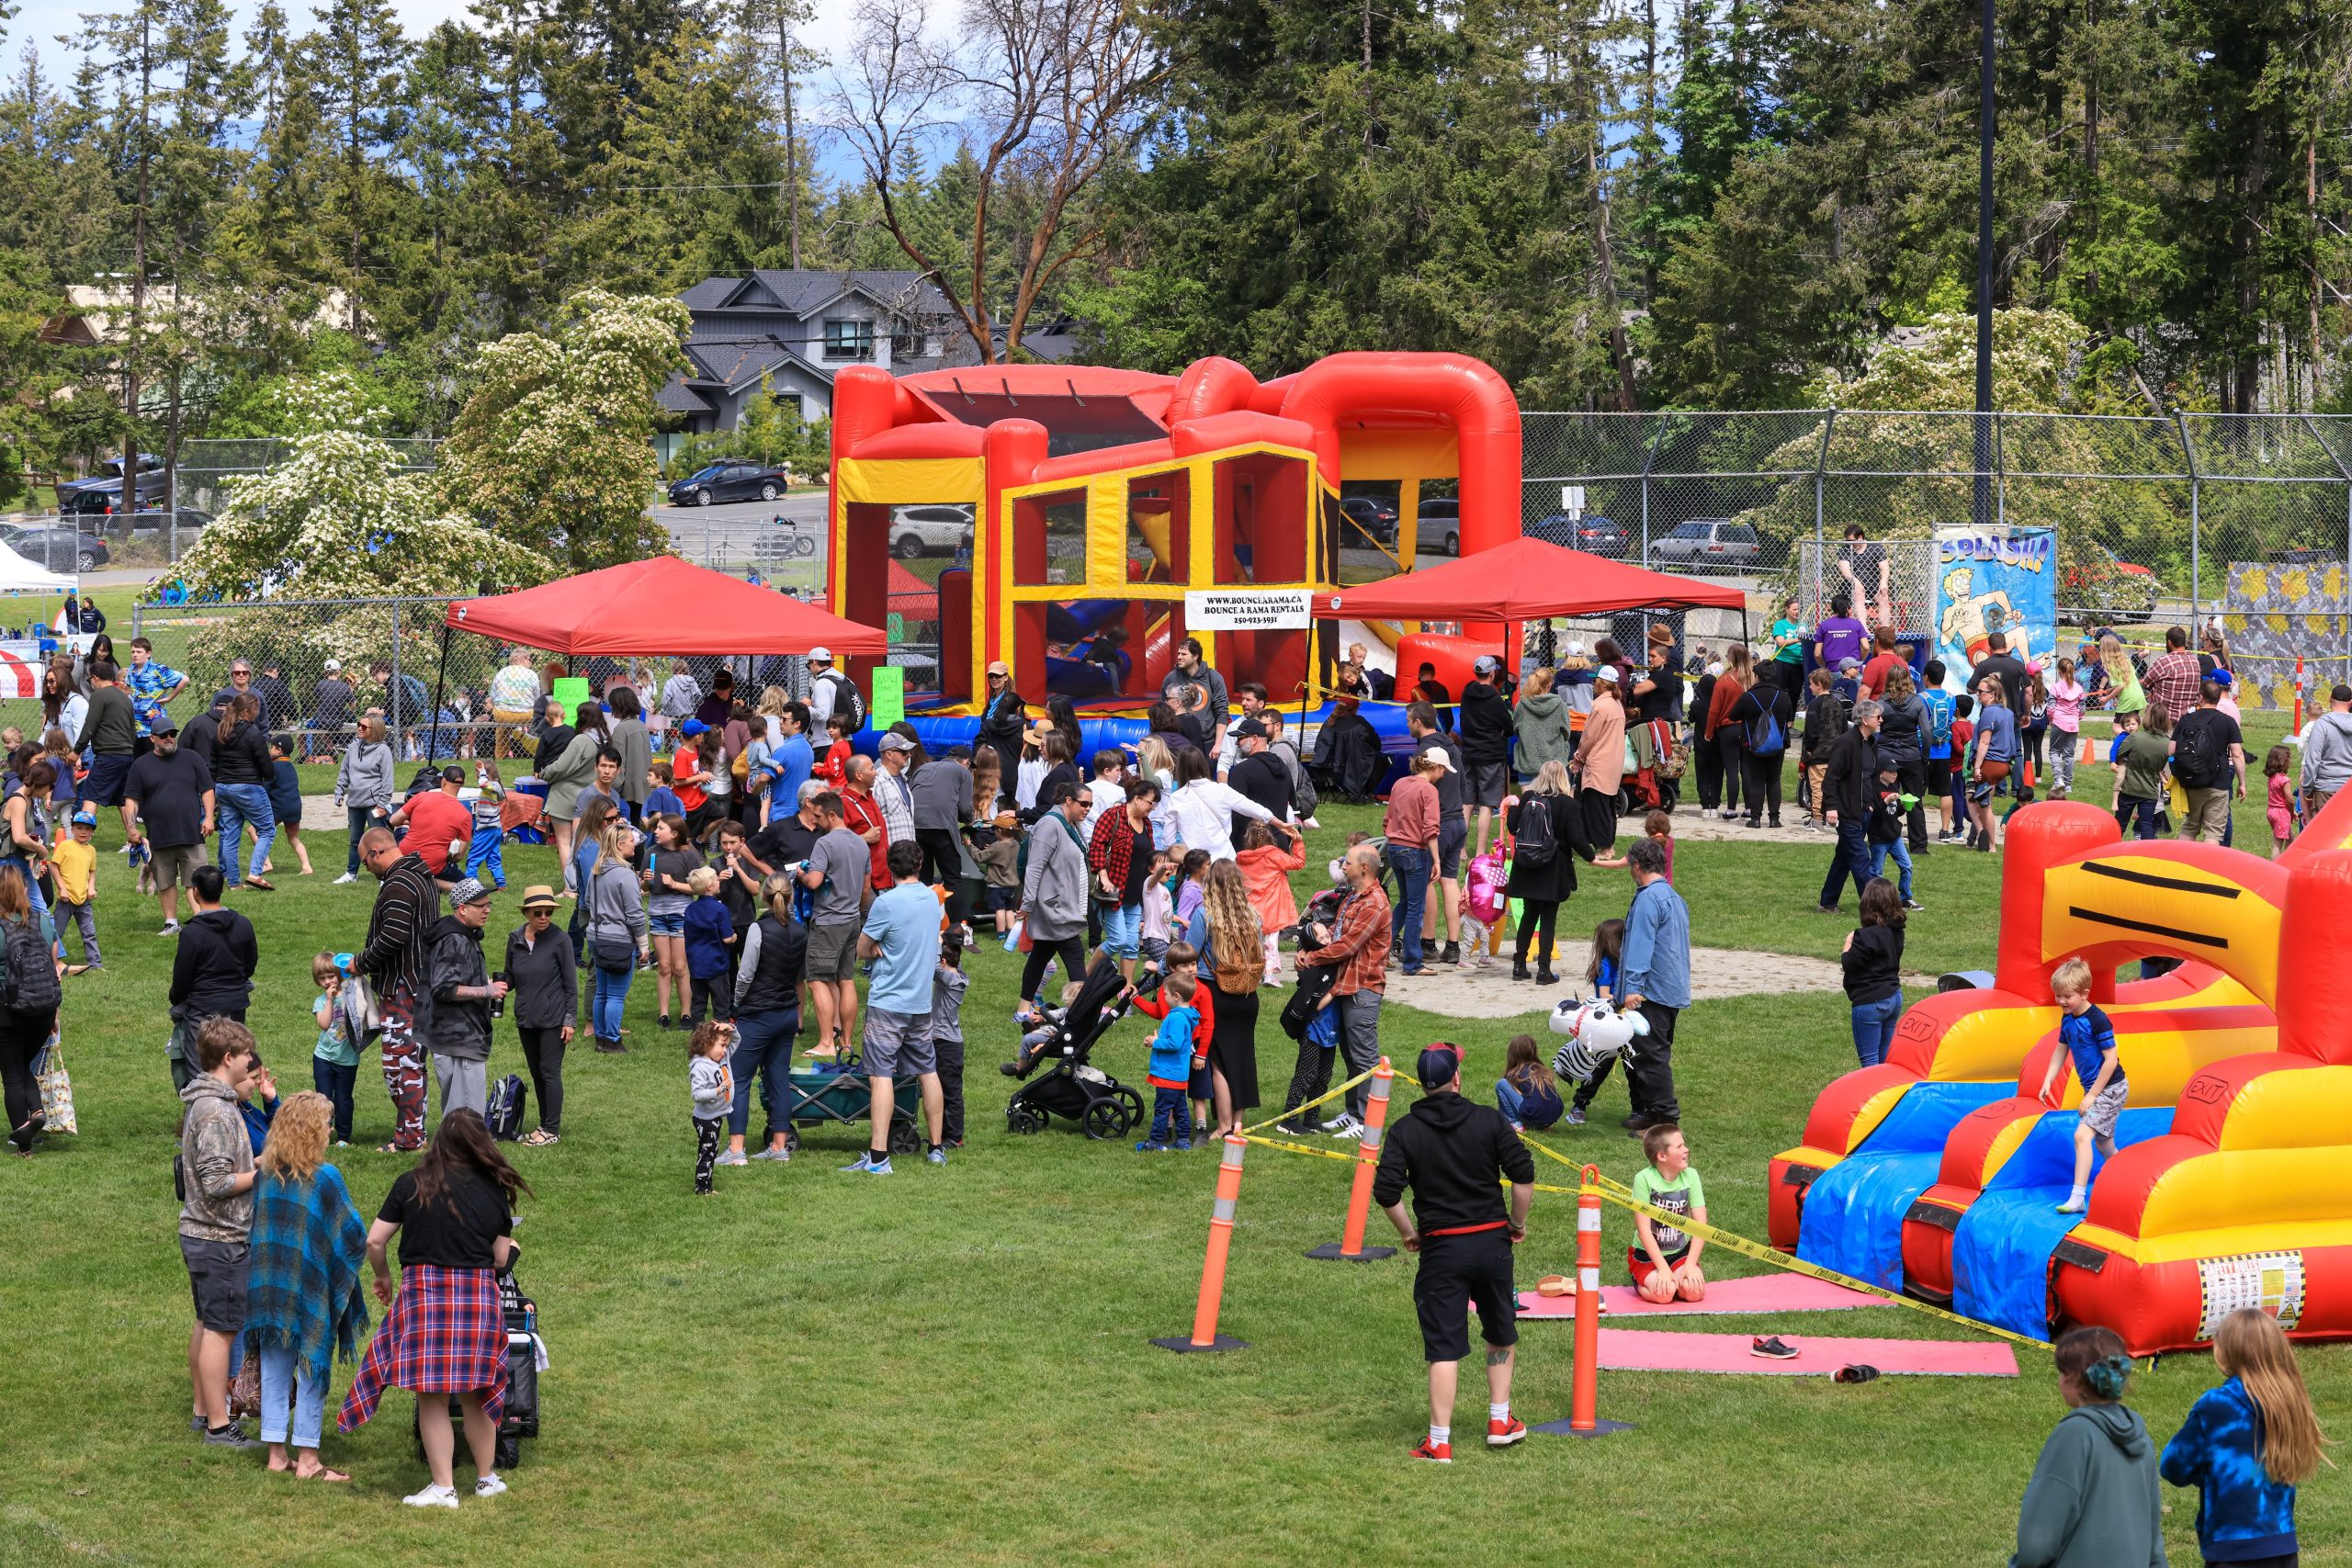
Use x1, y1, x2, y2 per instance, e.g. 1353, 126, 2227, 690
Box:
402, 1483, 460, 1509
1327, 1113, 1364, 1140
333, 872, 358, 885
474, 1473, 507, 1497
156, 920, 179, 937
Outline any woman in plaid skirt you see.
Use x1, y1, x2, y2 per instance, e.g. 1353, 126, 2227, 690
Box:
337, 1109, 531, 1508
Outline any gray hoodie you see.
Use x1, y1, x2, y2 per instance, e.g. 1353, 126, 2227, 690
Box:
336, 736, 396, 811
2011, 1402, 2165, 1568
177, 1073, 254, 1243
2300, 708, 2352, 795
1512, 690, 1577, 779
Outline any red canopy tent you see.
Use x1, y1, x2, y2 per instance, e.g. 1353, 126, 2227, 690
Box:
446, 557, 886, 657
1317, 535, 1746, 622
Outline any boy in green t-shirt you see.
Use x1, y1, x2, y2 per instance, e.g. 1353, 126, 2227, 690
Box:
1631, 1122, 1707, 1303
2111, 706, 2174, 840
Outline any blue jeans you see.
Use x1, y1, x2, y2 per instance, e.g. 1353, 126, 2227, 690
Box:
1099, 900, 1141, 960
2115, 796, 2160, 840
214, 782, 275, 885
592, 959, 634, 1043
311, 1055, 356, 1144
1148, 1085, 1193, 1145
255, 1342, 324, 1449
1849, 991, 1903, 1067
465, 825, 505, 887
345, 807, 375, 875
1866, 836, 1914, 900
728, 1005, 800, 1140
1385, 843, 1430, 969
1817, 821, 1872, 910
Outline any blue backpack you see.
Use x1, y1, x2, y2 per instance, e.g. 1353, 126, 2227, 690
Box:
1921, 688, 1955, 752
1744, 694, 1786, 757
486, 1074, 528, 1142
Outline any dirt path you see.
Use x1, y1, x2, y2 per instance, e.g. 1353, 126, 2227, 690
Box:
1352, 941, 1880, 1021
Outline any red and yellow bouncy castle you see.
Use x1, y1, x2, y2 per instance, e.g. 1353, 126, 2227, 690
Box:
1771, 795, 2352, 1353
824, 354, 1521, 711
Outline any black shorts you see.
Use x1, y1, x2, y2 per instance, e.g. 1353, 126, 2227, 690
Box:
181, 1235, 249, 1335
1927, 757, 1951, 793
1466, 760, 1509, 811
83, 751, 132, 807
1436, 817, 1469, 879
1413, 1227, 1519, 1363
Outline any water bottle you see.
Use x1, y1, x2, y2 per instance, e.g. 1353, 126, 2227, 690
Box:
490, 970, 507, 1021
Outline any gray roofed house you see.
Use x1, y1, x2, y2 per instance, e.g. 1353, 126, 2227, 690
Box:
664, 269, 1076, 433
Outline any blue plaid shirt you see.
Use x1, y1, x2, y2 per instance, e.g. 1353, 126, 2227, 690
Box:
125, 659, 186, 738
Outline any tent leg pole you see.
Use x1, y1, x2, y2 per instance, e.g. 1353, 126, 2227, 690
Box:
426, 623, 452, 763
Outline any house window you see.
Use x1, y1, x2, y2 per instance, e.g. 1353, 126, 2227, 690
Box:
822, 319, 876, 361
890, 325, 924, 359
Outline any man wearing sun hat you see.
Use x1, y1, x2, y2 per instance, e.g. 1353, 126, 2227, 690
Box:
1374, 1042, 1536, 1463
417, 875, 508, 1122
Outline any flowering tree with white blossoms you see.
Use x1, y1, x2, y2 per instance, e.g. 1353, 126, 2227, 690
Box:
438, 288, 691, 572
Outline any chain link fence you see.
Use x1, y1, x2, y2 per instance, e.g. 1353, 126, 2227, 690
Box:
1521, 410, 2352, 710
124, 595, 822, 763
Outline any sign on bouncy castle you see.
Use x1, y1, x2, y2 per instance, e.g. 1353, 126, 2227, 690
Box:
1931, 526, 2055, 689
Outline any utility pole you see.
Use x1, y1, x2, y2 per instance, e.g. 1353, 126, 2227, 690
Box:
1973, 0, 1996, 531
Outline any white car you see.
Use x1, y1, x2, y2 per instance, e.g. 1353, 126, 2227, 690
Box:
888, 503, 975, 559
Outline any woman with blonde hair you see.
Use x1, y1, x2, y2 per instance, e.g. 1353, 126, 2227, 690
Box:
1506, 758, 1587, 983
243, 1091, 369, 1481
2162, 1308, 2331, 1564
1185, 857, 1263, 1135
1512, 665, 1576, 786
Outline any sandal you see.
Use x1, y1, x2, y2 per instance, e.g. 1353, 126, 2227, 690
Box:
521, 1129, 560, 1146
245, 877, 277, 893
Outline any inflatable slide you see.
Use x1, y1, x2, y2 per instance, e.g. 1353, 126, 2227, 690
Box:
1770, 797, 2352, 1353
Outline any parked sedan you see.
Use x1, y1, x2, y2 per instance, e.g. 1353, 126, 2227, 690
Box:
1649, 518, 1761, 570
0, 524, 108, 571
888, 503, 974, 559
1527, 512, 1630, 558
666, 463, 790, 506
1339, 494, 1401, 545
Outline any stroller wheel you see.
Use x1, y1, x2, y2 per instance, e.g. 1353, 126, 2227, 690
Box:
1082, 1100, 1129, 1141
888, 1118, 923, 1155
1115, 1086, 1144, 1123
495, 1430, 522, 1471
784, 1127, 802, 1153
1007, 1104, 1045, 1134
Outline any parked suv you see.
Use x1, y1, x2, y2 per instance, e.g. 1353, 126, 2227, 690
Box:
1338, 494, 1401, 546
888, 503, 974, 559
57, 454, 166, 509
1417, 497, 1461, 556
1650, 518, 1761, 570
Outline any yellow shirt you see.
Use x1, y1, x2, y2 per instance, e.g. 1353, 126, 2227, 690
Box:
51, 837, 95, 904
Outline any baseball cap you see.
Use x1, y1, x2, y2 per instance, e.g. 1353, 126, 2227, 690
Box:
449, 876, 493, 907
151, 716, 179, 736
1419, 746, 1454, 773
878, 733, 915, 752
322, 659, 341, 673
987, 660, 1011, 678
1564, 640, 1585, 658
1233, 716, 1269, 739
441, 765, 465, 784
1838, 656, 1861, 672
1473, 654, 1499, 675
680, 719, 709, 738
1593, 665, 1620, 684
1417, 1043, 1464, 1091
808, 646, 832, 665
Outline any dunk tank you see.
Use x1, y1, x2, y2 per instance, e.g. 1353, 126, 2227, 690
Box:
1772, 796, 2352, 1353
821, 353, 1522, 725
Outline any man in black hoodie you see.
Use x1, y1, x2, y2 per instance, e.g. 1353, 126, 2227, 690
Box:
1374, 1043, 1536, 1463
418, 876, 507, 1122
167, 866, 257, 1087
1457, 656, 1513, 859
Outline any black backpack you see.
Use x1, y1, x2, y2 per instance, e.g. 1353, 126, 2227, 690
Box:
2171, 712, 2225, 789
819, 671, 866, 731
486, 1074, 528, 1141
1514, 794, 1558, 867
1, 914, 60, 1015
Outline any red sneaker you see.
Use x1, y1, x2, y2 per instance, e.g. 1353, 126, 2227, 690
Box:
1409, 1437, 1453, 1464
1487, 1416, 1526, 1448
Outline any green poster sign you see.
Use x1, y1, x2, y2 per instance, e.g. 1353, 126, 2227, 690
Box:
550, 677, 591, 719
869, 666, 903, 729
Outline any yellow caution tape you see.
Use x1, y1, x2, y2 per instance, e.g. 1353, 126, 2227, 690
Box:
1517, 1137, 2052, 1349
1237, 1066, 1377, 1136
1233, 1133, 1367, 1167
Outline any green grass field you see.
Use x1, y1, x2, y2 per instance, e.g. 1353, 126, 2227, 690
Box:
2, 769, 2345, 1568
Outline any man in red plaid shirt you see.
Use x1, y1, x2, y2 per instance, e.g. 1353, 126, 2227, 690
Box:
1288, 843, 1394, 1139
2143, 626, 2202, 726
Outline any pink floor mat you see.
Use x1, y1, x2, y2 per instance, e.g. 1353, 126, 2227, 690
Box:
1511, 1274, 1890, 1319
1592, 1328, 2018, 1377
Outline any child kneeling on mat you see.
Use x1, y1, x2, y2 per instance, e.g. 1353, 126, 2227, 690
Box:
1631, 1122, 1707, 1303
2036, 956, 2124, 1214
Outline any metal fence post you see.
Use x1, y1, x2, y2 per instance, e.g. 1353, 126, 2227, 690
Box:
1813, 412, 1835, 610
2176, 412, 2200, 626
390, 599, 405, 759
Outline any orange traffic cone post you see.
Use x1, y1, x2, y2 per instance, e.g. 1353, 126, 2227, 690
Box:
1155, 1134, 1250, 1352
1531, 1164, 1634, 1438
1308, 1058, 1397, 1261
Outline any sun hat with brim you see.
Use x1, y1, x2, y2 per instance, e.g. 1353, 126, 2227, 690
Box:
519, 884, 560, 911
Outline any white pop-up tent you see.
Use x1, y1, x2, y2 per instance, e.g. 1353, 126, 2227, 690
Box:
0, 540, 76, 594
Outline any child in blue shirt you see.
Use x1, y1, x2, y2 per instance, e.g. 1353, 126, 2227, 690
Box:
310, 952, 360, 1145
1126, 947, 1205, 1152
682, 865, 737, 1023
2161, 1307, 2323, 1566
2035, 956, 2125, 1213
1566, 918, 1626, 1127
644, 762, 684, 822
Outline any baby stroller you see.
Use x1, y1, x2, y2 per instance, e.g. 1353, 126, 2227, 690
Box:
413, 1251, 541, 1471
1003, 954, 1150, 1139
